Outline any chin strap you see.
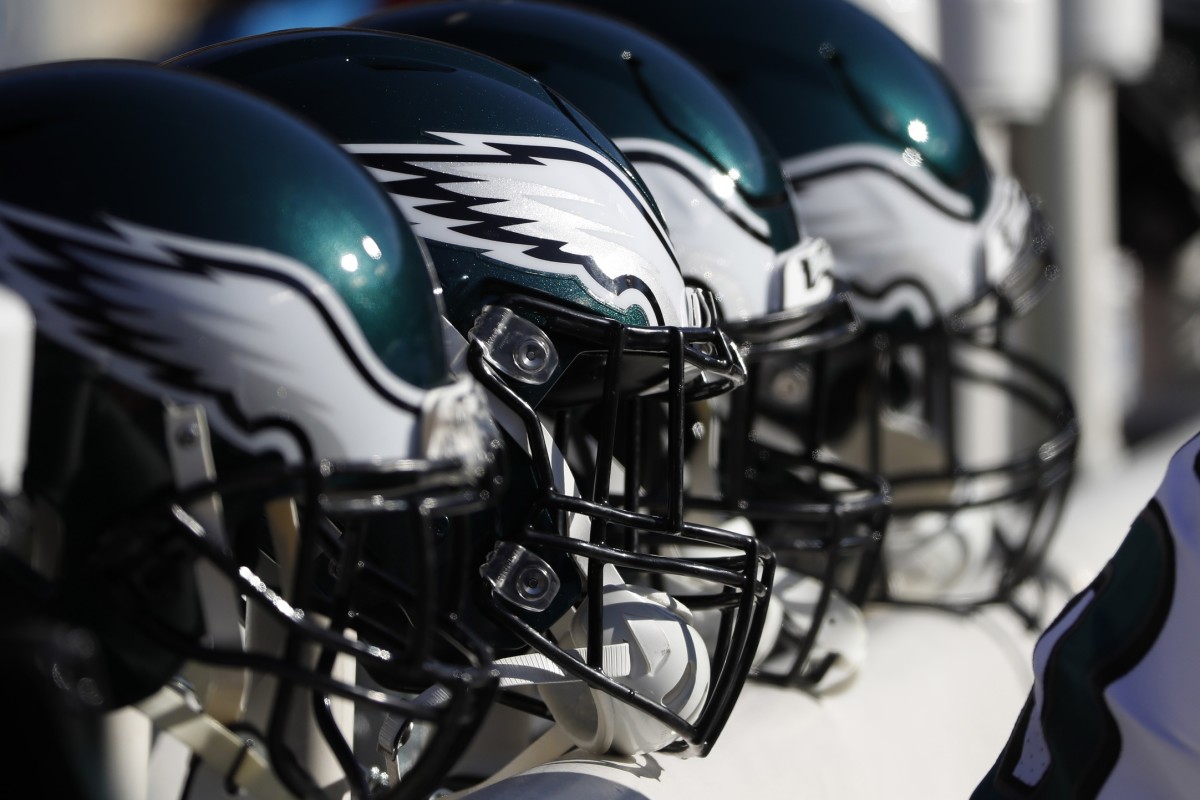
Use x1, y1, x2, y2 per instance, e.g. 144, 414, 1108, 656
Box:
377, 644, 631, 787
446, 724, 575, 799
137, 681, 293, 800
163, 404, 246, 724
758, 566, 868, 691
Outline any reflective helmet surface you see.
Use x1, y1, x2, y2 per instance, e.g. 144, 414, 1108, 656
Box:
167, 28, 773, 758
353, 0, 888, 690
0, 60, 503, 799
566, 0, 1078, 619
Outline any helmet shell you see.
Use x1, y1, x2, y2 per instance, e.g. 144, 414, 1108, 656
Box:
563, 0, 1038, 327
355, 0, 809, 327
168, 28, 690, 333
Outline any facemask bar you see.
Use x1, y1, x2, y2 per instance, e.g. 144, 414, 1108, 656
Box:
516, 293, 745, 400
687, 366, 890, 688
82, 438, 501, 800
675, 263, 888, 688
464, 300, 773, 756
724, 279, 861, 357
303, 509, 498, 799
852, 328, 1077, 620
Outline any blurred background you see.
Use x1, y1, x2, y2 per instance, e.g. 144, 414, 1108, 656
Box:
2, 0, 1198, 480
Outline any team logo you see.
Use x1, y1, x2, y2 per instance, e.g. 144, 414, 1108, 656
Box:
346, 132, 681, 326
615, 136, 771, 243
0, 200, 429, 464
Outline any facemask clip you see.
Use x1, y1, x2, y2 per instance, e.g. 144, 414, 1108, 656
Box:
481, 541, 561, 612
470, 306, 559, 385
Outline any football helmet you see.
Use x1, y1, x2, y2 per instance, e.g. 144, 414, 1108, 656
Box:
0, 61, 504, 799
167, 29, 773, 759
352, 0, 891, 690
569, 0, 1079, 621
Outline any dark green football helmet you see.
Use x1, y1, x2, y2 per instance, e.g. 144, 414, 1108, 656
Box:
566, 0, 1079, 622
352, 0, 890, 691
0, 60, 504, 799
166, 28, 773, 760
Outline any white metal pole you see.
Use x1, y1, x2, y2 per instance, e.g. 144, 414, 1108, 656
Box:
1015, 73, 1129, 473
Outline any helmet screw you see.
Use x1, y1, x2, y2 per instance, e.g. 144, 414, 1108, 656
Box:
174, 422, 201, 447
514, 337, 548, 373
515, 565, 553, 602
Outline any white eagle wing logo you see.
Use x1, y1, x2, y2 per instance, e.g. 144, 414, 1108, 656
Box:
0, 201, 428, 465
346, 132, 685, 326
